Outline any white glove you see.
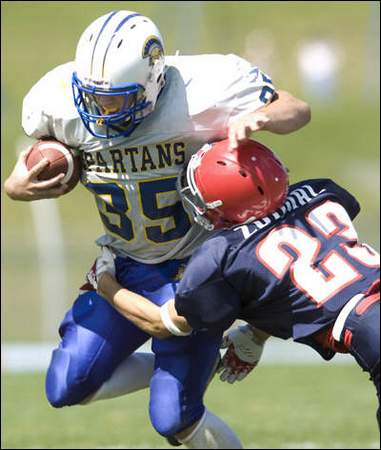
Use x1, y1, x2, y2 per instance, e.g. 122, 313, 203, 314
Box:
217, 324, 265, 384
85, 247, 116, 291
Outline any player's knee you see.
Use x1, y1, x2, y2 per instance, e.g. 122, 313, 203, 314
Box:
45, 348, 95, 408
149, 403, 182, 436
45, 353, 72, 407
149, 375, 183, 436
149, 363, 206, 437
149, 391, 203, 437
150, 413, 200, 438
149, 397, 198, 437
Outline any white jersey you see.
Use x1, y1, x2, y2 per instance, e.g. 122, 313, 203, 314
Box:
22, 54, 275, 263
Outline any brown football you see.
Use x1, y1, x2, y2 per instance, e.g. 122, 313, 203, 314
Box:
25, 139, 81, 192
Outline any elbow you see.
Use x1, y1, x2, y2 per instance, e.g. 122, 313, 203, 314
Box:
299, 100, 311, 127
291, 94, 311, 129
282, 98, 311, 135
275, 90, 312, 133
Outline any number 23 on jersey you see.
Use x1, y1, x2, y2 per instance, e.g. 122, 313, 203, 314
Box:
257, 201, 379, 304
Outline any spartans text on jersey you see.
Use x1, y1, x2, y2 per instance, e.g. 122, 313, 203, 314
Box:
81, 142, 186, 173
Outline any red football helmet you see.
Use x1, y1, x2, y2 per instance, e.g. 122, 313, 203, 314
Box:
178, 138, 289, 230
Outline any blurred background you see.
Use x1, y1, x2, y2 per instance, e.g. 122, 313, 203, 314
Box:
1, 2, 380, 449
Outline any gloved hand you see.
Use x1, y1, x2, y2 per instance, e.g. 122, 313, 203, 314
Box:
85, 246, 116, 292
217, 324, 266, 383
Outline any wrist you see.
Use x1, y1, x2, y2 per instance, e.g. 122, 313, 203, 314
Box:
160, 301, 192, 336
247, 324, 270, 344
97, 272, 120, 302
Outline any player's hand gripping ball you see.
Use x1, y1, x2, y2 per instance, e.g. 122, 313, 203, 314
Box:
25, 139, 81, 192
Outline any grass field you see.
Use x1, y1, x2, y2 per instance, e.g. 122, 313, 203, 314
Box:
1, 364, 379, 449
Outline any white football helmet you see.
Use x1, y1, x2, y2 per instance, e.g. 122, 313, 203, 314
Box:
72, 10, 165, 139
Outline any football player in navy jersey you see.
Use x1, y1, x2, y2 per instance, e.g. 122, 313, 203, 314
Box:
97, 138, 380, 435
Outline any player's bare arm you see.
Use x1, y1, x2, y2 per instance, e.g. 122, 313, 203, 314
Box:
4, 147, 70, 201
229, 90, 311, 149
97, 271, 192, 339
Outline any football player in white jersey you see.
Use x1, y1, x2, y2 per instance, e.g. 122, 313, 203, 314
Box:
4, 10, 311, 448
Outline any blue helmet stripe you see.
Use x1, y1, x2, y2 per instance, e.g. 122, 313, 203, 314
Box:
114, 13, 141, 33
101, 13, 141, 79
90, 10, 119, 78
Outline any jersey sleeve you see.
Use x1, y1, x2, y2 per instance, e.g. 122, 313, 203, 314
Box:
174, 236, 241, 332
327, 179, 361, 220
167, 54, 275, 134
300, 178, 361, 220
21, 62, 87, 148
218, 54, 276, 124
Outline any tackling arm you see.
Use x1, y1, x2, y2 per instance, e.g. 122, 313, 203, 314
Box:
260, 90, 311, 134
229, 90, 311, 148
97, 272, 192, 339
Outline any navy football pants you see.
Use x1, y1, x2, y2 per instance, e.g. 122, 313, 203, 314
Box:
340, 287, 380, 428
45, 256, 222, 436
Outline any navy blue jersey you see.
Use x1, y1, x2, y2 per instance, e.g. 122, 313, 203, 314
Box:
175, 179, 380, 358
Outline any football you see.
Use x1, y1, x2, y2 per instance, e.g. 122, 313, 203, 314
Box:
26, 139, 81, 192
